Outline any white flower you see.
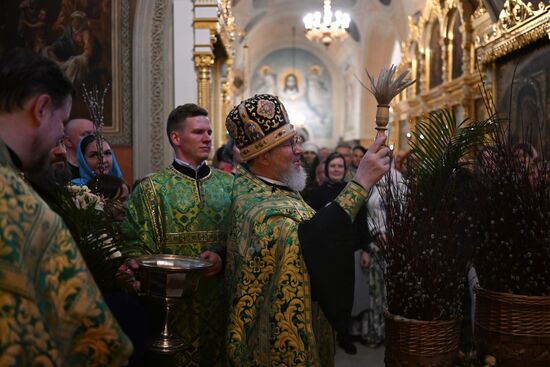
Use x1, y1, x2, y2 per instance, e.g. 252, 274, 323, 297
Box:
67, 185, 105, 211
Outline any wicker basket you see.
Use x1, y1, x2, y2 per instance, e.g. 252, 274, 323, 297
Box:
475, 287, 550, 367
384, 310, 461, 367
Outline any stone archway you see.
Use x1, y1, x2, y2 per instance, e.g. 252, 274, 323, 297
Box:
132, 0, 175, 180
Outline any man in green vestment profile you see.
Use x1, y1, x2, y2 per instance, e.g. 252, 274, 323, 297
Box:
224, 94, 390, 366
122, 104, 233, 366
0, 49, 133, 366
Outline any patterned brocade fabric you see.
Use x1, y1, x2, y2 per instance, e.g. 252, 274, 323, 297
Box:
225, 166, 328, 367
122, 166, 233, 367
334, 181, 370, 220
0, 141, 133, 366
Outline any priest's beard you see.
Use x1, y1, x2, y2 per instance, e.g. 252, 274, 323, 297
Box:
280, 165, 307, 192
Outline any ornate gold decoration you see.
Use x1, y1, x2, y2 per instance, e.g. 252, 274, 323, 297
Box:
472, 4, 488, 20
218, 0, 239, 50
391, 0, 481, 153
500, 0, 537, 29
194, 54, 215, 111
222, 57, 234, 124
474, 0, 550, 64
192, 0, 237, 149
239, 124, 296, 161
165, 230, 227, 245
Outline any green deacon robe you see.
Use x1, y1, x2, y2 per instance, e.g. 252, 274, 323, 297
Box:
0, 140, 133, 366
123, 162, 233, 366
225, 166, 369, 367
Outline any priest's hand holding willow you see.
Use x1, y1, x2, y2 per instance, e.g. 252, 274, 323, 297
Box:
353, 135, 391, 191
200, 251, 223, 277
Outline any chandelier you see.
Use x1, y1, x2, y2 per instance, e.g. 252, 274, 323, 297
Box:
303, 0, 351, 47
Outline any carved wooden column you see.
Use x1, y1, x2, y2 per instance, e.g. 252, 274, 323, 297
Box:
194, 53, 214, 112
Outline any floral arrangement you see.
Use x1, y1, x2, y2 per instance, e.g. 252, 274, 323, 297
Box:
377, 109, 492, 320
66, 184, 105, 211
49, 183, 127, 291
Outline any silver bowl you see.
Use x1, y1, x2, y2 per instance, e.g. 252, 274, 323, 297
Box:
135, 254, 213, 354
137, 254, 213, 300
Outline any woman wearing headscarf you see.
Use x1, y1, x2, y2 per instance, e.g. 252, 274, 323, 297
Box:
71, 134, 123, 186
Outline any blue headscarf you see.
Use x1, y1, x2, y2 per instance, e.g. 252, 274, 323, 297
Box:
71, 135, 123, 186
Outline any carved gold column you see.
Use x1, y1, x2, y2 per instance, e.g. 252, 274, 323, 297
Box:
222, 58, 233, 120
442, 36, 451, 83
194, 53, 214, 111
192, 0, 237, 150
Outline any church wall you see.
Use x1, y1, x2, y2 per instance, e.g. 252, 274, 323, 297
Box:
350, 0, 414, 146
174, 0, 198, 105
250, 48, 333, 143
359, 25, 400, 145
113, 146, 133, 184
236, 28, 345, 149
230, 0, 426, 148
132, 0, 176, 181
231, 0, 364, 149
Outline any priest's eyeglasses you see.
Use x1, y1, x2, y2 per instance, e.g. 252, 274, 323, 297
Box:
281, 135, 304, 153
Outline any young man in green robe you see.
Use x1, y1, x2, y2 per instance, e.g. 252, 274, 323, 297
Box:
224, 94, 390, 366
122, 104, 233, 366
0, 49, 133, 366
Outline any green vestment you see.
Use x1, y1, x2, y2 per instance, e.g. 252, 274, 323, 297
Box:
0, 140, 133, 366
225, 166, 369, 367
123, 163, 233, 366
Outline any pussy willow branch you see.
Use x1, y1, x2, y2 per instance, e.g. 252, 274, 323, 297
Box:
82, 83, 109, 175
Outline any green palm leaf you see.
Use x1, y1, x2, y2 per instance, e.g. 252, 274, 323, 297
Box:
379, 109, 493, 320
409, 109, 492, 206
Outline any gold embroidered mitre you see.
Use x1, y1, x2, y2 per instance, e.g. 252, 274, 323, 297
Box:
225, 94, 296, 161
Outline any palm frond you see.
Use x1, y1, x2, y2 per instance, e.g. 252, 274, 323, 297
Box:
377, 108, 492, 320
409, 109, 492, 206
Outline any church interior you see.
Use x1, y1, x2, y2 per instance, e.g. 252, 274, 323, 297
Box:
2, 0, 547, 183
1, 0, 550, 366
112, 0, 547, 183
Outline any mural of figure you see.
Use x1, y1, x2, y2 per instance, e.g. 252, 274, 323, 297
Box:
19, 7, 48, 53
344, 80, 355, 131
515, 83, 542, 144
52, 0, 101, 36
44, 10, 99, 83
281, 72, 301, 100
251, 48, 333, 139
255, 65, 277, 95
306, 65, 330, 124
284, 73, 299, 92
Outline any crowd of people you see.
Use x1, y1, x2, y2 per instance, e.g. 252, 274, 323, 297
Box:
0, 49, 395, 366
